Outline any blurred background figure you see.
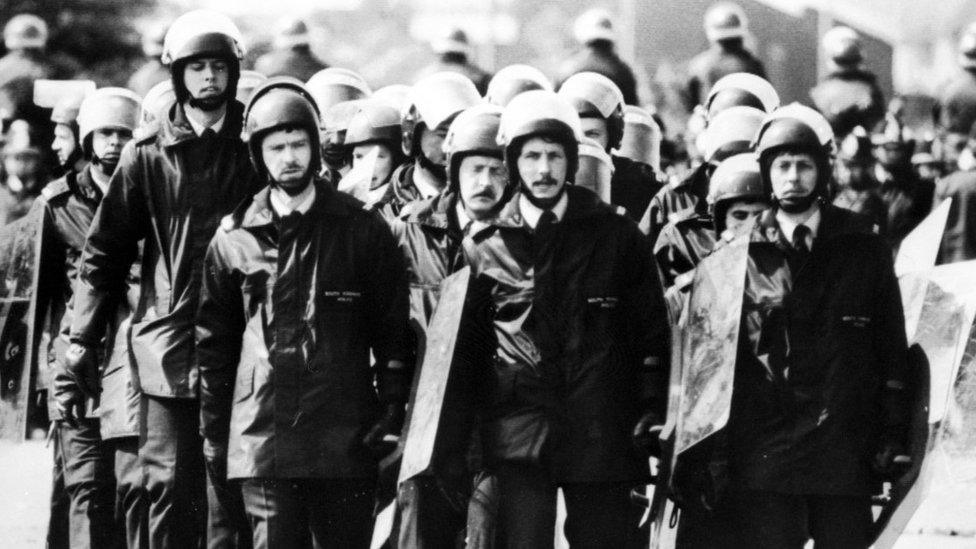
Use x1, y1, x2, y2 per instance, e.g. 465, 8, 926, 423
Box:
0, 14, 72, 133
935, 120, 976, 264
254, 16, 328, 81
557, 8, 639, 105
911, 134, 945, 183
940, 22, 976, 154
873, 111, 932, 249
417, 26, 491, 95
833, 127, 887, 233
810, 26, 885, 139
0, 118, 45, 225
235, 70, 268, 106
685, 2, 765, 111
127, 22, 170, 98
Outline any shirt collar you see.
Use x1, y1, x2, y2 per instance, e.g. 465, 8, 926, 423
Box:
519, 192, 568, 229
184, 106, 226, 137
413, 162, 443, 199
776, 205, 821, 248
88, 165, 111, 196
269, 183, 316, 217
455, 201, 472, 230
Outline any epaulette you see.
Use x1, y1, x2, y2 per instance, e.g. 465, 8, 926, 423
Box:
219, 213, 238, 233
40, 177, 71, 201
613, 205, 628, 217
134, 122, 160, 145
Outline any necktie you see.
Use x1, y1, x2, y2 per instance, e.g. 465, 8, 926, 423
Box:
791, 224, 811, 271
537, 209, 557, 230
201, 127, 217, 140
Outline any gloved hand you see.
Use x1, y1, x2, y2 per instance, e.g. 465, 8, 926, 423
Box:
53, 373, 85, 428
363, 403, 405, 459
632, 411, 664, 457
873, 426, 910, 480
64, 343, 100, 398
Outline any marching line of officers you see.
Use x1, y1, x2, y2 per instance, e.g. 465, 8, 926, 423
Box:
4, 3, 976, 549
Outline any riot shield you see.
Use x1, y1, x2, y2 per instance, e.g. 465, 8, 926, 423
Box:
873, 261, 976, 547
337, 144, 379, 206
0, 204, 45, 441
894, 198, 951, 277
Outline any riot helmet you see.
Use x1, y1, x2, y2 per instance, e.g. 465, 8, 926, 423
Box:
704, 3, 748, 44
77, 87, 142, 159
705, 72, 779, 119
4, 14, 47, 50
243, 77, 322, 179
701, 105, 765, 164
557, 71, 625, 151
497, 89, 583, 185
401, 72, 480, 157
707, 152, 765, 233
485, 65, 553, 107
162, 10, 246, 107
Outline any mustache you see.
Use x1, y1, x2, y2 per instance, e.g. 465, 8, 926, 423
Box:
529, 175, 558, 186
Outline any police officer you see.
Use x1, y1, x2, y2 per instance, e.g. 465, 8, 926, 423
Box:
305, 67, 372, 178
342, 100, 408, 205
833, 127, 887, 234
558, 71, 662, 221
197, 79, 411, 549
810, 26, 885, 139
66, 10, 259, 548
873, 113, 932, 248
685, 2, 766, 111
940, 22, 976, 141
935, 121, 976, 264
645, 72, 778, 240
463, 90, 670, 547
0, 14, 72, 130
722, 108, 909, 548
43, 87, 142, 549
653, 106, 765, 290
127, 23, 171, 98
0, 119, 45, 225
417, 26, 492, 95
485, 64, 553, 108
387, 103, 507, 549
383, 72, 480, 216
254, 17, 328, 81
557, 9, 639, 105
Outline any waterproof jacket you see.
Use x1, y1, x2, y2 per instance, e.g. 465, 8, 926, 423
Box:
940, 69, 976, 135
39, 166, 140, 438
935, 168, 976, 264
197, 181, 412, 479
879, 167, 934, 249
644, 162, 710, 242
389, 191, 467, 334
556, 41, 639, 106
652, 209, 716, 290
730, 204, 909, 496
69, 100, 260, 398
253, 46, 328, 82
379, 162, 441, 219
463, 186, 670, 482
611, 155, 662, 223
810, 68, 885, 138
685, 45, 766, 110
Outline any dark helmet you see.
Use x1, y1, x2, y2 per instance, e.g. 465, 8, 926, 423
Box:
704, 2, 748, 43
442, 104, 504, 191
162, 10, 246, 105
754, 110, 832, 197
707, 152, 765, 233
557, 72, 625, 151
498, 90, 583, 185
77, 87, 142, 158
401, 72, 480, 157
242, 77, 322, 179
705, 72, 779, 119
823, 26, 863, 67
485, 65, 553, 107
345, 100, 401, 149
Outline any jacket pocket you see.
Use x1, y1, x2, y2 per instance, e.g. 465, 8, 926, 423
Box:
234, 362, 255, 403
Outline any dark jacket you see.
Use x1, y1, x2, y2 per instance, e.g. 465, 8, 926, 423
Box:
463, 186, 670, 482
686, 45, 766, 110
940, 69, 976, 135
197, 181, 412, 479
879, 167, 934, 249
611, 155, 662, 223
379, 162, 440, 219
388, 191, 467, 334
645, 162, 710, 242
831, 186, 887, 236
417, 53, 492, 95
556, 41, 639, 105
652, 209, 716, 290
69, 101, 260, 398
810, 68, 885, 138
935, 168, 976, 264
730, 204, 908, 495
253, 46, 328, 82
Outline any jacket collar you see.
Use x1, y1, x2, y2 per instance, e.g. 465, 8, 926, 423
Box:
485, 185, 615, 231
400, 191, 457, 230
73, 164, 103, 204
754, 202, 872, 248
159, 100, 246, 148
240, 178, 352, 229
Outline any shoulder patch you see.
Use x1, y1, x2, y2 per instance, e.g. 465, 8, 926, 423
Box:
40, 178, 71, 201
134, 122, 160, 145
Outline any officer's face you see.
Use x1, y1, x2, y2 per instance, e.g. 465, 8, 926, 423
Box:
580, 117, 610, 150
52, 123, 77, 166
769, 152, 818, 205
92, 128, 133, 173
261, 128, 312, 193
420, 124, 449, 166
458, 155, 507, 220
724, 200, 767, 233
517, 137, 568, 203
352, 143, 395, 189
183, 58, 229, 101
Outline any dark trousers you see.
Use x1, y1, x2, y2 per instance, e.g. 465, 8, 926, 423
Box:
397, 476, 467, 548
55, 418, 118, 548
240, 478, 375, 549
495, 463, 642, 549
728, 490, 873, 549
112, 437, 148, 549
47, 427, 70, 549
139, 394, 206, 549
206, 467, 252, 549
